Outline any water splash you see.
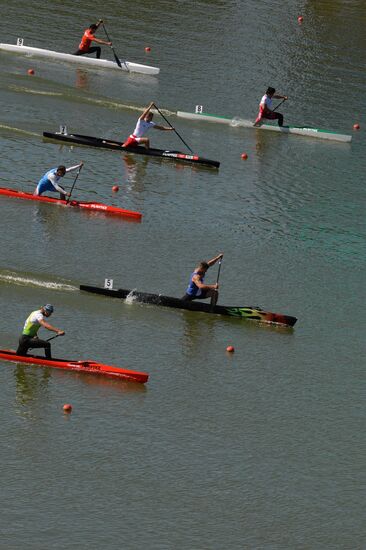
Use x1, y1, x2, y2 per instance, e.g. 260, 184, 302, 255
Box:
125, 289, 138, 304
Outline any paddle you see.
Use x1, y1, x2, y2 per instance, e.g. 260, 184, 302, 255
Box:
66, 163, 83, 204
210, 257, 223, 307
46, 333, 63, 342
102, 23, 129, 72
152, 103, 195, 154
273, 98, 287, 112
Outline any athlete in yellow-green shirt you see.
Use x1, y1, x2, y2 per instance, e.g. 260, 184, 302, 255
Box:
16, 304, 65, 359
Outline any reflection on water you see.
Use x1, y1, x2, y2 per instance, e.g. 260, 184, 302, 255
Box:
180, 310, 217, 359
14, 364, 51, 408
32, 202, 65, 242
122, 154, 149, 193
75, 69, 89, 90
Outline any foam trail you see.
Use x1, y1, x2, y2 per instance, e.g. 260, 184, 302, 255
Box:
0, 124, 40, 137
0, 271, 77, 291
9, 85, 63, 97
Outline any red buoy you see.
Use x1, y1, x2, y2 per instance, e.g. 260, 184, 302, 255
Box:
241, 153, 248, 160
297, 16, 304, 23
63, 403, 72, 413
226, 345, 235, 353
145, 47, 151, 52
353, 123, 360, 130
27, 69, 35, 75
112, 185, 119, 192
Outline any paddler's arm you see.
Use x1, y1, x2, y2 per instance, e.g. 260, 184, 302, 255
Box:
153, 125, 175, 131
91, 36, 112, 46
48, 173, 70, 196
39, 318, 65, 335
139, 101, 155, 120
192, 273, 218, 291
207, 253, 224, 267
65, 162, 84, 174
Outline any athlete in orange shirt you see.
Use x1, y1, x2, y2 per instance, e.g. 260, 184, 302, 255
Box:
73, 20, 112, 59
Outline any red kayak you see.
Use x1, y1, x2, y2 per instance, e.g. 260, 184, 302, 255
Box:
0, 349, 148, 383
0, 187, 142, 221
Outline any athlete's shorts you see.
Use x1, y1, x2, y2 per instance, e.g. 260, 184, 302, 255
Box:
122, 135, 141, 147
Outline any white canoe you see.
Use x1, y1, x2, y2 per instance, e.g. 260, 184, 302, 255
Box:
177, 111, 352, 143
0, 42, 160, 75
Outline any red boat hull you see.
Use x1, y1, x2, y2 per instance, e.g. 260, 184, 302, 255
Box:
0, 349, 148, 383
0, 187, 142, 220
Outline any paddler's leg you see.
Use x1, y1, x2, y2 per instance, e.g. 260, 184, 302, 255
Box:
87, 46, 102, 59
207, 289, 219, 306
25, 337, 52, 359
138, 137, 150, 149
263, 112, 284, 127
253, 113, 263, 127
16, 335, 32, 356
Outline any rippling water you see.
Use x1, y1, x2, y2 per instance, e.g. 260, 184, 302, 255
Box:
0, 1, 365, 549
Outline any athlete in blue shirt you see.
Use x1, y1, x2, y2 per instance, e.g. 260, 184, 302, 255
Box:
35, 162, 83, 199
182, 253, 223, 305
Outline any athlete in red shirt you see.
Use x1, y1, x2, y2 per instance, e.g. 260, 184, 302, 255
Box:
73, 20, 112, 59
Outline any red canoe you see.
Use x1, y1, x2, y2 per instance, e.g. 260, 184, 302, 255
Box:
0, 187, 142, 220
0, 349, 148, 383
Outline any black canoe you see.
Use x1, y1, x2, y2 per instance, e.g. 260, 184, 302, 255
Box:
43, 132, 220, 168
80, 284, 297, 327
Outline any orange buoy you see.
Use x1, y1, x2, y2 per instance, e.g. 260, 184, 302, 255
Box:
226, 345, 235, 353
112, 185, 119, 192
27, 69, 35, 75
241, 153, 248, 160
63, 404, 72, 413
353, 123, 360, 130
297, 16, 304, 23
145, 47, 151, 52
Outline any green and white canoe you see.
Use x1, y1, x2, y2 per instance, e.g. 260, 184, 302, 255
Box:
176, 111, 352, 143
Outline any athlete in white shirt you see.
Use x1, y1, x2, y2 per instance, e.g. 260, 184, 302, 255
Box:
254, 87, 288, 127
122, 101, 175, 149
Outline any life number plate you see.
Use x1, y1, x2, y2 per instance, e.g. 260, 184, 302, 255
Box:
195, 105, 203, 114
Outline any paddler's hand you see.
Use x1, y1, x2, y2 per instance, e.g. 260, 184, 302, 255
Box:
57, 330, 65, 336
79, 161, 84, 167
98, 19, 104, 24
107, 42, 112, 46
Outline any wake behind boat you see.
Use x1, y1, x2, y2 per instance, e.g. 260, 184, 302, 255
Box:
177, 110, 352, 143
43, 131, 220, 168
0, 187, 142, 221
80, 284, 297, 327
0, 348, 148, 383
0, 40, 160, 75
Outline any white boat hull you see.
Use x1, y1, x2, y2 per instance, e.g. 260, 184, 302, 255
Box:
0, 43, 160, 75
177, 111, 351, 143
